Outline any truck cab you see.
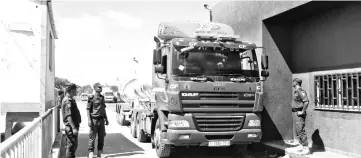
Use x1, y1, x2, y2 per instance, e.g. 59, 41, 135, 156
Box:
132, 22, 269, 158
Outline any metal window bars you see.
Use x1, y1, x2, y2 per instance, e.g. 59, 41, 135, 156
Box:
315, 72, 361, 111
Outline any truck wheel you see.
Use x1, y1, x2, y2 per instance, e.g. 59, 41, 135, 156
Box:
154, 119, 172, 158
120, 114, 126, 126
130, 116, 137, 138
137, 119, 149, 142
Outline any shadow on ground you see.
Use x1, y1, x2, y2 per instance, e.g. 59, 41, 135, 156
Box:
168, 146, 266, 158
76, 133, 144, 157
311, 129, 325, 153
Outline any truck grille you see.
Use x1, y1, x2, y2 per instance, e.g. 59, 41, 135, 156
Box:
193, 113, 245, 132
199, 92, 239, 100
183, 104, 253, 108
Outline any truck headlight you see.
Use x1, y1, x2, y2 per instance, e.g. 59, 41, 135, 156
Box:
169, 120, 189, 128
248, 120, 260, 127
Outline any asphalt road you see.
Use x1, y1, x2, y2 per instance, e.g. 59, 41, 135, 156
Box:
74, 101, 271, 158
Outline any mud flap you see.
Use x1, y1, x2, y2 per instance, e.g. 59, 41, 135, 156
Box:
156, 109, 168, 132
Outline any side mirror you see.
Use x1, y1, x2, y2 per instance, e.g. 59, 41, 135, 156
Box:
261, 70, 269, 77
154, 65, 165, 74
153, 49, 162, 65
261, 54, 268, 70
154, 36, 161, 48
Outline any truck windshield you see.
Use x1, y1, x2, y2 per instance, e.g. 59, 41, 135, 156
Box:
171, 48, 259, 78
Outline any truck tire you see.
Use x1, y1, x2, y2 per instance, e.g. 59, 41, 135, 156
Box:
119, 114, 127, 126
136, 119, 149, 142
130, 116, 137, 138
154, 119, 172, 158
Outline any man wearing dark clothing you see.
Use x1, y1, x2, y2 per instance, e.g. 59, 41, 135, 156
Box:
87, 83, 109, 158
292, 78, 310, 155
62, 83, 81, 158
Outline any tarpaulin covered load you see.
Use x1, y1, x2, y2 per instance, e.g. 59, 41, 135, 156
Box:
157, 22, 236, 41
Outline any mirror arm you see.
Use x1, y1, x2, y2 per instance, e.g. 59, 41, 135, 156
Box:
156, 73, 169, 83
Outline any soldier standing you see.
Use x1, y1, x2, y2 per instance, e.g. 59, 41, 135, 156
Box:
87, 83, 109, 158
62, 83, 82, 158
292, 78, 310, 155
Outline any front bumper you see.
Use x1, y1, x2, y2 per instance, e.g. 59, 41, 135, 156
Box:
104, 98, 114, 102
161, 113, 262, 146
162, 129, 261, 146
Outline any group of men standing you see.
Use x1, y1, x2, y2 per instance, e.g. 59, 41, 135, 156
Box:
57, 83, 109, 158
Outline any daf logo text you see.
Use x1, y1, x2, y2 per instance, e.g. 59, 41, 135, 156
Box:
182, 93, 199, 97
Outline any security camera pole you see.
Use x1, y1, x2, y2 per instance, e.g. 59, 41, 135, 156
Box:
204, 4, 212, 22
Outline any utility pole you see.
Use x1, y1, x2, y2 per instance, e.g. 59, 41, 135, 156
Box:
204, 4, 212, 22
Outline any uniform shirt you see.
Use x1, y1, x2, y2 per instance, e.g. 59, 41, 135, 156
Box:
292, 88, 309, 109
87, 94, 106, 118
62, 96, 82, 126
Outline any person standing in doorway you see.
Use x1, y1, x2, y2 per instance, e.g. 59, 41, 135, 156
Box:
57, 90, 64, 106
56, 90, 64, 132
87, 83, 109, 158
62, 83, 82, 158
292, 78, 310, 155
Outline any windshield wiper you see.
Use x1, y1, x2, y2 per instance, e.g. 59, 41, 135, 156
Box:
179, 73, 214, 82
218, 73, 253, 82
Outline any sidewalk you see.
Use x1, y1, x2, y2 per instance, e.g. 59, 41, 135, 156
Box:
263, 140, 353, 158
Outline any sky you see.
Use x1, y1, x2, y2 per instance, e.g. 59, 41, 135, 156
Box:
52, 0, 221, 86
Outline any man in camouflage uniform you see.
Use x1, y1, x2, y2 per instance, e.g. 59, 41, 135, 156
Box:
292, 78, 310, 155
62, 83, 82, 158
87, 83, 109, 158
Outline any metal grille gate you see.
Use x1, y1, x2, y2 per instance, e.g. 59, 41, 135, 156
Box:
315, 72, 361, 111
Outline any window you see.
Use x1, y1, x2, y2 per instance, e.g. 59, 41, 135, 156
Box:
171, 48, 259, 78
49, 32, 53, 71
315, 72, 361, 111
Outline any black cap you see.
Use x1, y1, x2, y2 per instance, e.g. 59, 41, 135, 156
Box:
93, 82, 102, 89
65, 83, 78, 91
293, 78, 302, 85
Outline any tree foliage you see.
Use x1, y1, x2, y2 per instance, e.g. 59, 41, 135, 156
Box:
55, 76, 71, 90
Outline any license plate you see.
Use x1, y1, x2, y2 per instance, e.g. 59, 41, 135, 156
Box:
208, 140, 230, 147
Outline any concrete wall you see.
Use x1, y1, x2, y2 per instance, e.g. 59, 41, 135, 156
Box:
213, 1, 361, 156
0, 0, 42, 104
45, 3, 56, 111
290, 2, 361, 156
0, 0, 57, 113
213, 1, 309, 142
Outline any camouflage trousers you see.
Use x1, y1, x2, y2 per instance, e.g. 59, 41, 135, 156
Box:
293, 112, 308, 146
65, 125, 79, 158
88, 118, 106, 152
